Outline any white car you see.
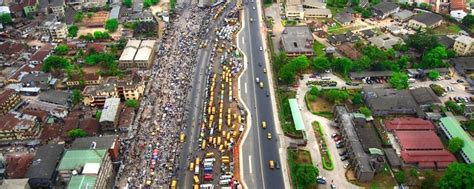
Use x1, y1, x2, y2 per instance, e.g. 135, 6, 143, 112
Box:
253, 6, 256, 9
259, 46, 263, 51
255, 77, 260, 83
343, 163, 350, 169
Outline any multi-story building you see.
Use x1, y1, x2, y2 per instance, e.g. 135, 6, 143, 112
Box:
453, 35, 474, 56
99, 98, 121, 133
280, 26, 314, 57
66, 73, 102, 87
26, 144, 65, 188
0, 89, 21, 116
119, 40, 157, 69
49, 22, 67, 41
439, 117, 474, 164
23, 0, 38, 16
285, 0, 330, 20
82, 73, 144, 106
0, 112, 40, 141
50, 0, 65, 17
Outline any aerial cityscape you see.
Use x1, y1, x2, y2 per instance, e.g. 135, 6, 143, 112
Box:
0, 0, 473, 187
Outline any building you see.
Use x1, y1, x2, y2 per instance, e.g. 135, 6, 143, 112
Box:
464, 103, 474, 119
372, 2, 400, 19
0, 112, 40, 141
118, 107, 135, 132
83, 0, 107, 8
29, 50, 51, 64
0, 179, 30, 189
438, 35, 456, 49
327, 31, 358, 45
26, 144, 64, 188
362, 86, 423, 117
99, 98, 121, 133
0, 90, 21, 116
38, 90, 71, 107
384, 117, 435, 131
109, 5, 120, 20
450, 56, 474, 77
453, 35, 474, 56
23, 0, 38, 17
285, 0, 328, 20
439, 117, 474, 164
82, 73, 144, 106
392, 10, 414, 22
333, 106, 377, 182
304, 8, 332, 19
128, 11, 155, 23
280, 26, 314, 57
394, 130, 455, 168
71, 135, 120, 161
23, 100, 69, 119
56, 149, 113, 189
20, 73, 52, 90
359, 29, 376, 39
367, 34, 402, 50
408, 12, 443, 29
50, 0, 65, 17
337, 43, 361, 60
65, 73, 102, 87
118, 40, 157, 69
334, 9, 353, 25
450, 0, 467, 20
349, 71, 393, 81
409, 87, 441, 110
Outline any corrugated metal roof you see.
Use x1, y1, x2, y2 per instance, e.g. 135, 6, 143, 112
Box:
67, 175, 97, 189
440, 117, 474, 163
288, 99, 305, 131
57, 149, 106, 170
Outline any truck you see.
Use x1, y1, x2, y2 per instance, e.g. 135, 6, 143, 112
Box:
204, 167, 213, 173
219, 175, 233, 180
204, 158, 216, 163
219, 179, 231, 185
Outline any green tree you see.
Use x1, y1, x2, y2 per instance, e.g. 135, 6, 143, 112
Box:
352, 93, 363, 105
445, 100, 464, 114
87, 12, 93, 18
418, 46, 448, 69
448, 137, 465, 153
409, 168, 418, 177
95, 110, 102, 121
462, 14, 474, 27
389, 72, 409, 90
0, 13, 12, 24
71, 89, 84, 106
421, 170, 435, 189
438, 163, 474, 189
264, 0, 272, 4
427, 70, 440, 80
361, 9, 372, 18
68, 25, 79, 37
169, 0, 176, 12
309, 86, 319, 96
351, 0, 360, 6
295, 164, 319, 187
93, 31, 111, 40
42, 56, 71, 72
419, 2, 432, 10
125, 99, 140, 108
325, 90, 349, 103
312, 57, 331, 72
79, 33, 95, 41
144, 0, 152, 7
55, 44, 69, 55
370, 0, 380, 5
273, 52, 288, 72
359, 107, 372, 117
68, 128, 87, 138
105, 19, 119, 32
396, 55, 409, 70
123, 0, 132, 7
463, 120, 474, 132
332, 58, 353, 75
353, 55, 371, 72
74, 12, 84, 23
278, 55, 310, 84
279, 64, 297, 84
394, 171, 406, 184
406, 31, 438, 53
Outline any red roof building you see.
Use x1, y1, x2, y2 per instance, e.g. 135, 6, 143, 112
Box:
394, 130, 455, 168
384, 117, 435, 131
451, 0, 466, 11
61, 116, 79, 138
80, 118, 99, 136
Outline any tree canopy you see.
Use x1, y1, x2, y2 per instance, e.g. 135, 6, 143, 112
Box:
462, 15, 474, 27
406, 31, 438, 53
68, 128, 87, 138
295, 164, 319, 187
71, 89, 84, 106
447, 137, 464, 153
85, 52, 117, 68
324, 89, 349, 103
445, 100, 464, 114
125, 99, 140, 108
278, 55, 310, 84
360, 107, 372, 117
123, 0, 132, 7
417, 46, 449, 69
312, 57, 331, 72
332, 58, 353, 75
74, 12, 84, 23
68, 25, 79, 38
438, 163, 474, 189
427, 70, 440, 80
389, 72, 409, 90
0, 13, 12, 24
55, 44, 69, 55
42, 56, 71, 73
394, 170, 406, 184
105, 19, 119, 32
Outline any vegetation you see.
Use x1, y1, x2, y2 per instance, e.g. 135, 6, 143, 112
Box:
68, 25, 79, 38
55, 44, 69, 55
447, 137, 464, 153
85, 52, 122, 76
352, 93, 363, 105
323, 89, 349, 103
74, 12, 84, 23
278, 89, 302, 137
312, 57, 331, 72
389, 72, 409, 90
430, 84, 445, 96
394, 170, 406, 184
462, 15, 474, 27
278, 55, 310, 84
79, 31, 111, 41
462, 120, 474, 132
170, 0, 177, 12
360, 107, 372, 117
87, 12, 93, 18
68, 128, 87, 138
438, 163, 474, 189
312, 41, 326, 57
105, 19, 119, 32
95, 110, 102, 121
332, 57, 353, 76
125, 99, 140, 108
445, 100, 464, 114
427, 70, 440, 80
405, 31, 438, 53
417, 46, 449, 69
144, 0, 159, 7
71, 89, 84, 106
313, 122, 334, 170
42, 56, 71, 73
326, 0, 348, 7
123, 0, 132, 7
295, 164, 319, 187
0, 13, 12, 24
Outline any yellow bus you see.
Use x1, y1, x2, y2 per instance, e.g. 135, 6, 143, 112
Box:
193, 175, 200, 184
195, 157, 201, 166
179, 133, 185, 143
171, 179, 177, 189
201, 140, 207, 149
189, 162, 194, 171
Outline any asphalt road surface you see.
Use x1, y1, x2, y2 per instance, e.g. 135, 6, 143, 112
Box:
238, 1, 285, 189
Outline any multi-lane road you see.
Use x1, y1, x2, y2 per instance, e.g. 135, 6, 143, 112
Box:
238, 1, 285, 188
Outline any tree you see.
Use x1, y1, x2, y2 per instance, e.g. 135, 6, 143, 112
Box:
79, 33, 95, 41
71, 89, 84, 106
93, 31, 111, 40
68, 128, 87, 138
438, 163, 474, 189
95, 110, 102, 121
125, 99, 140, 108
278, 55, 309, 84
448, 137, 465, 153
418, 46, 448, 69
169, 0, 176, 12
419, 2, 432, 10
42, 56, 71, 72
389, 72, 409, 90
409, 168, 418, 177
279, 64, 297, 84
264, 0, 272, 4
55, 44, 69, 55
85, 52, 117, 68
394, 171, 406, 184
0, 13, 12, 24
421, 170, 435, 189
332, 58, 353, 75
87, 12, 93, 18
353, 55, 371, 72
427, 70, 440, 80
463, 120, 474, 132
462, 15, 474, 27
396, 55, 409, 70
105, 19, 119, 32
352, 93, 363, 105
445, 100, 464, 114
68, 25, 79, 37
351, 0, 360, 6
406, 31, 438, 53
312, 57, 331, 72
309, 86, 319, 96
295, 164, 319, 187
325, 90, 349, 103
123, 0, 132, 7
359, 107, 372, 117
74, 12, 84, 23
361, 9, 372, 18
370, 0, 380, 5
144, 0, 152, 7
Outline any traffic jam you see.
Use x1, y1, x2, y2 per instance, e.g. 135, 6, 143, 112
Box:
189, 2, 246, 188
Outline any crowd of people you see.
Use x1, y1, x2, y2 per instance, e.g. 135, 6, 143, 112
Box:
116, 3, 214, 188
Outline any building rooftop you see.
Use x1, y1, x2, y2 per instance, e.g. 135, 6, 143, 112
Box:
67, 175, 97, 189
412, 12, 443, 27
372, 2, 399, 14
440, 117, 474, 163
135, 40, 156, 61
450, 56, 474, 74
71, 135, 117, 150
395, 130, 444, 150
304, 8, 331, 16
438, 35, 456, 48
30, 50, 50, 62
368, 34, 402, 50
26, 144, 64, 179
289, 99, 305, 131
393, 10, 414, 21
303, 0, 325, 8
400, 150, 456, 168
281, 26, 314, 54
409, 87, 441, 105
99, 98, 121, 123
355, 127, 382, 152
19, 73, 51, 89
363, 86, 422, 116
119, 40, 141, 61
0, 112, 37, 131
38, 90, 71, 107
57, 149, 106, 171
119, 107, 135, 129
455, 35, 474, 44
385, 117, 435, 131
0, 89, 17, 105
109, 5, 120, 20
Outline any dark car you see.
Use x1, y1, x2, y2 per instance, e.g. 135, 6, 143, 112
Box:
317, 179, 327, 184
276, 162, 280, 169
266, 91, 270, 97
457, 79, 465, 83
339, 151, 347, 156
341, 155, 349, 161
336, 143, 344, 148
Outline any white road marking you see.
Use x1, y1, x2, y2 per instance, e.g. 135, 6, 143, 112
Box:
245, 82, 248, 94
249, 155, 253, 174
242, 37, 245, 44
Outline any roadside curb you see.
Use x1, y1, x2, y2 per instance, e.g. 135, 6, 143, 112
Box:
236, 8, 250, 189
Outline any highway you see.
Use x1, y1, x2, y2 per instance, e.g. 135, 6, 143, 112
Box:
238, 0, 285, 188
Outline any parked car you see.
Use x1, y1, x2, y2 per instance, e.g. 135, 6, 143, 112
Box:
317, 179, 327, 184
340, 155, 349, 161
336, 143, 344, 148
331, 184, 337, 189
336, 140, 344, 145
331, 133, 339, 138
339, 151, 347, 156
275, 162, 280, 169
343, 163, 350, 169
